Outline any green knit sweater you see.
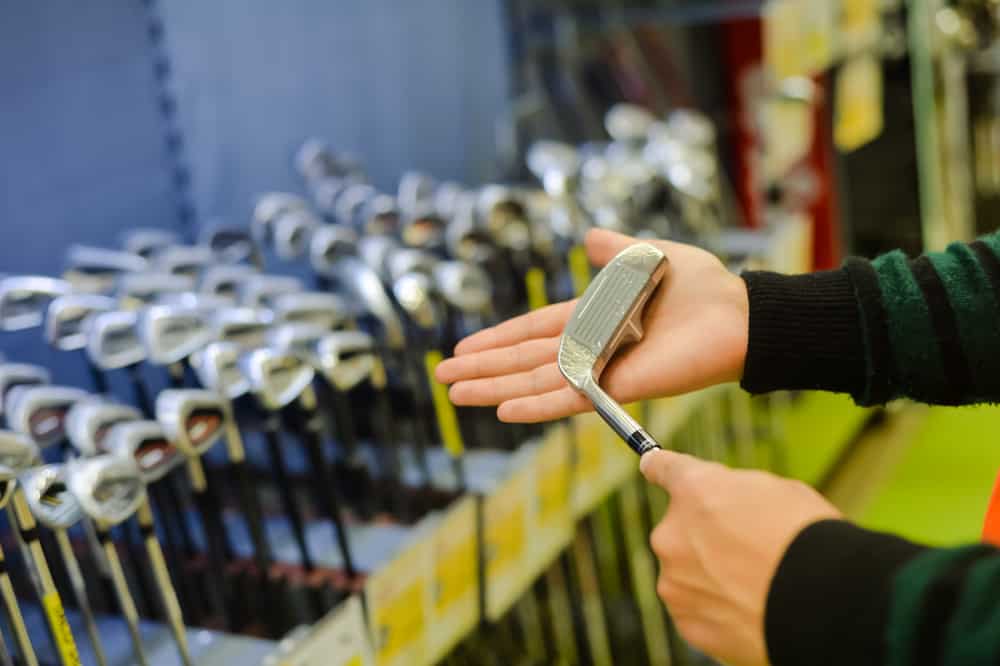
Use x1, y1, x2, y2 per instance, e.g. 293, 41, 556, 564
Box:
740, 232, 1000, 666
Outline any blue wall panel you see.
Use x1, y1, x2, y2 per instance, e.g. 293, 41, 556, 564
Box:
0, 2, 180, 278
158, 0, 509, 229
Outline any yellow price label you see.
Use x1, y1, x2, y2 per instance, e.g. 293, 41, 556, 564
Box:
485, 504, 525, 577
43, 592, 81, 666
423, 350, 464, 458
346, 658, 363, 666
373, 582, 425, 662
568, 245, 592, 297
525, 267, 549, 311
434, 535, 476, 612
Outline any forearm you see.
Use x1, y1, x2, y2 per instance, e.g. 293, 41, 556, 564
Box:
740, 231, 1000, 406
767, 520, 999, 666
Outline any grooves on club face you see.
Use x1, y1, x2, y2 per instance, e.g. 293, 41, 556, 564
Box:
104, 422, 181, 484
45, 294, 117, 351
0, 431, 39, 508
139, 305, 211, 365
7, 386, 88, 449
211, 307, 273, 350
314, 331, 378, 392
21, 465, 82, 529
239, 349, 314, 411
66, 399, 142, 457
0, 276, 73, 331
85, 310, 147, 370
189, 342, 249, 400
118, 273, 195, 310
66, 455, 146, 526
272, 292, 353, 331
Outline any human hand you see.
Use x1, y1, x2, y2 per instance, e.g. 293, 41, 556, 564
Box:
434, 228, 749, 422
640, 449, 842, 666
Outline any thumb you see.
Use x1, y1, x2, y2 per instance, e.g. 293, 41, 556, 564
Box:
585, 228, 638, 268
639, 448, 702, 492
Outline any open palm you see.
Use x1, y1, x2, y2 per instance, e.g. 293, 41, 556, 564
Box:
435, 228, 750, 423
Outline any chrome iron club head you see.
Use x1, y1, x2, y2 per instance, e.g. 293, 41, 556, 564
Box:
117, 272, 195, 310
189, 341, 249, 399
199, 264, 260, 303
239, 348, 314, 411
314, 331, 380, 392
66, 454, 146, 526
0, 364, 51, 418
45, 294, 116, 351
66, 398, 142, 457
155, 389, 227, 459
272, 292, 351, 331
139, 305, 211, 365
0, 276, 73, 331
20, 464, 84, 529
7, 385, 89, 449
85, 310, 146, 370
103, 421, 182, 484
154, 245, 214, 280
64, 246, 147, 293
240, 275, 304, 309
122, 229, 180, 260
211, 307, 273, 349
558, 243, 669, 455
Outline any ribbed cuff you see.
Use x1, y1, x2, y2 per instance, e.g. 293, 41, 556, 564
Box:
740, 269, 866, 396
766, 520, 928, 666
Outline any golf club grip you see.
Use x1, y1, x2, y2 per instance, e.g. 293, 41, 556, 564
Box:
587, 382, 661, 456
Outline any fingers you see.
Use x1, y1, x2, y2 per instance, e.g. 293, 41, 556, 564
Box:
453, 300, 577, 356
434, 337, 559, 384
448, 362, 565, 406
584, 228, 640, 267
639, 448, 702, 492
497, 386, 591, 423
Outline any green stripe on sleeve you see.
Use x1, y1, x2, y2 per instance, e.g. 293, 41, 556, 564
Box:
888, 546, 985, 666
871, 250, 946, 401
928, 242, 1000, 399
942, 555, 1000, 666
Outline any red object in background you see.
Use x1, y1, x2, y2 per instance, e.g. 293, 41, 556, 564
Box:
982, 471, 1000, 547
718, 16, 841, 270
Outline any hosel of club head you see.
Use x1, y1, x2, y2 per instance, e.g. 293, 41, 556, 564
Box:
583, 378, 660, 456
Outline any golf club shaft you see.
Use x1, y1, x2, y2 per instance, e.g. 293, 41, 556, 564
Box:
0, 544, 38, 666
263, 425, 315, 571
97, 525, 150, 666
54, 529, 108, 666
586, 381, 660, 456
186, 458, 234, 629
136, 500, 194, 666
9, 493, 82, 666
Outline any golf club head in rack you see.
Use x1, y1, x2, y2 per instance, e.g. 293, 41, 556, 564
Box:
397, 171, 437, 216
156, 292, 232, 317
103, 421, 183, 484
268, 324, 327, 370
334, 184, 375, 229
329, 257, 405, 352
203, 227, 262, 268
7, 385, 89, 449
386, 248, 438, 283
392, 272, 443, 332
432, 181, 464, 220
85, 310, 146, 370
0, 276, 73, 331
65, 454, 146, 527
309, 225, 359, 277
558, 243, 669, 456
433, 261, 493, 317
190, 342, 250, 400
604, 103, 658, 147
273, 209, 321, 261
478, 186, 533, 255
240, 275, 305, 309
399, 204, 447, 252
358, 235, 399, 281
154, 245, 214, 281
156, 389, 228, 459
139, 305, 212, 366
361, 194, 400, 237
211, 307, 274, 350
200, 264, 260, 303
20, 464, 84, 530
296, 139, 340, 184
64, 246, 148, 294
45, 294, 117, 351
239, 349, 315, 412
0, 363, 51, 420
0, 431, 37, 509
272, 292, 352, 331
526, 140, 582, 198
122, 229, 181, 260
66, 399, 142, 457
314, 331, 380, 393
252, 193, 309, 248
118, 272, 195, 310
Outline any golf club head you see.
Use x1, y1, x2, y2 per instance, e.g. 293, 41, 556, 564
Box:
478, 186, 531, 252
139, 305, 211, 365
240, 275, 304, 309
117, 272, 196, 310
386, 248, 437, 282
362, 194, 400, 236
0, 276, 73, 331
122, 229, 181, 259
314, 331, 379, 391
558, 243, 668, 454
433, 181, 464, 219
104, 420, 183, 483
7, 385, 89, 448
155, 292, 232, 316
329, 257, 405, 350
66, 454, 146, 526
274, 209, 321, 260
155, 245, 214, 280
253, 193, 309, 246
85, 310, 146, 370
664, 109, 717, 150
155, 389, 227, 458
272, 292, 352, 331
0, 431, 40, 509
433, 261, 492, 314
0, 364, 51, 417
445, 216, 499, 265
311, 177, 350, 216
309, 225, 359, 275
268, 323, 326, 368
392, 272, 441, 331
239, 348, 315, 410
199, 264, 260, 303
604, 103, 658, 144
358, 235, 399, 280
203, 227, 261, 267
66, 399, 142, 456
296, 138, 339, 182
334, 183, 376, 228
20, 464, 84, 529
189, 341, 249, 399
526, 140, 581, 196
45, 293, 117, 351
64, 246, 148, 293
400, 205, 447, 251
398, 171, 437, 214
211, 307, 273, 349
